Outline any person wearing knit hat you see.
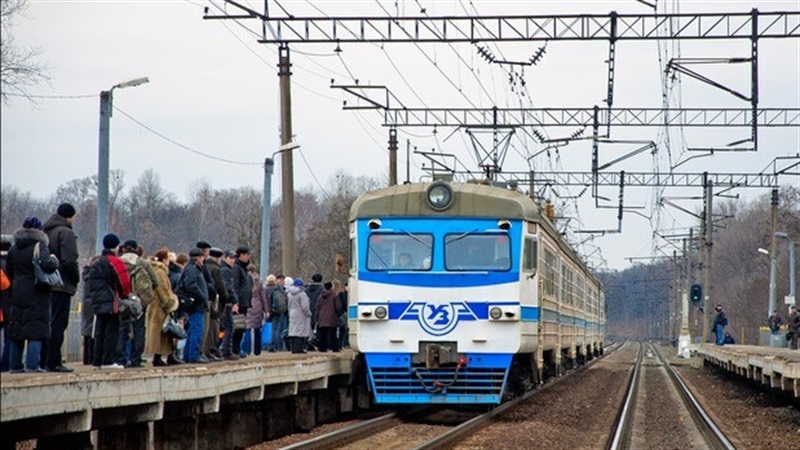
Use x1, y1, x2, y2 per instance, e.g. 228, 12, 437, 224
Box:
42, 202, 81, 373
103, 233, 120, 250
22, 217, 43, 230
56, 203, 76, 219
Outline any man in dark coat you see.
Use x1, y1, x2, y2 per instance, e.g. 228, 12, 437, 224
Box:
315, 282, 343, 352
42, 203, 80, 372
305, 273, 324, 329
86, 233, 130, 369
789, 305, 800, 350
204, 248, 227, 361
231, 246, 253, 356
179, 249, 210, 363
6, 218, 60, 372
712, 304, 728, 346
219, 251, 240, 359
1, 235, 13, 372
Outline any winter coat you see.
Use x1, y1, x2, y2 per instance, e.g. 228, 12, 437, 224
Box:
233, 260, 253, 309
713, 310, 728, 329
43, 214, 80, 295
144, 260, 178, 355
168, 262, 182, 292
246, 274, 268, 329
6, 228, 59, 341
315, 288, 343, 328
790, 311, 800, 334
287, 286, 312, 338
0, 253, 10, 325
305, 283, 323, 327
120, 252, 159, 306
220, 261, 237, 306
179, 262, 209, 313
206, 258, 229, 307
86, 250, 131, 315
80, 262, 95, 338
768, 314, 783, 332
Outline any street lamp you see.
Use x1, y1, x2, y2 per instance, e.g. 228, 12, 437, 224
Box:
95, 77, 150, 253
261, 141, 300, 279
759, 246, 778, 319
775, 232, 797, 309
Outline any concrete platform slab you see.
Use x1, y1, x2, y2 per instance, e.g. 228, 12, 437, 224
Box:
691, 344, 800, 397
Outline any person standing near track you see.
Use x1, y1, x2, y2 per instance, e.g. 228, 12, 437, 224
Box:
42, 203, 79, 373
788, 305, 799, 350
712, 304, 728, 346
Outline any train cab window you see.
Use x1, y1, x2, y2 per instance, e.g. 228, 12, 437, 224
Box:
367, 233, 433, 271
523, 238, 538, 273
445, 234, 510, 271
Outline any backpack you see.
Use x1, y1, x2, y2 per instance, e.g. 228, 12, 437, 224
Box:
271, 289, 288, 314
127, 260, 155, 307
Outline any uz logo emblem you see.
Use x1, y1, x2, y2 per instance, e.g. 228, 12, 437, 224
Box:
418, 303, 458, 336
427, 305, 450, 325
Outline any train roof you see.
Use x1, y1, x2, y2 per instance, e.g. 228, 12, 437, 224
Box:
349, 181, 544, 222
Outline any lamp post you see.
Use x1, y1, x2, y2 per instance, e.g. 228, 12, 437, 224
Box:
758, 246, 778, 319
261, 141, 300, 279
95, 77, 150, 253
775, 232, 797, 309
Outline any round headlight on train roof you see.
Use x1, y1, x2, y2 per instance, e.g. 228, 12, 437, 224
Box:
426, 181, 454, 211
375, 306, 388, 319
489, 306, 503, 320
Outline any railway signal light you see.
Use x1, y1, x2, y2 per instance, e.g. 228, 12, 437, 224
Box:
690, 284, 702, 303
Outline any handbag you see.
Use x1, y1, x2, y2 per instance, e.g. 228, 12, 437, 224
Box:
162, 315, 187, 339
232, 313, 247, 331
118, 294, 143, 322
32, 243, 64, 288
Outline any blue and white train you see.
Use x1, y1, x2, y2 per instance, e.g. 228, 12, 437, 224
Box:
348, 181, 605, 405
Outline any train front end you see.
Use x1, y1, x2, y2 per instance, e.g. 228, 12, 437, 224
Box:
349, 182, 538, 405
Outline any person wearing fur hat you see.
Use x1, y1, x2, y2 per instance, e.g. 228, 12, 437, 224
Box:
287, 278, 312, 354
180, 249, 211, 363
40, 203, 80, 373
145, 248, 181, 366
5, 217, 60, 372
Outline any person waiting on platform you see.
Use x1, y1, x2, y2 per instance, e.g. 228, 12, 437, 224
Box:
788, 305, 799, 350
713, 304, 729, 346
723, 331, 735, 345
768, 310, 783, 334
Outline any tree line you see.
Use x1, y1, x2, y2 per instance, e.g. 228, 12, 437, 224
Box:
600, 186, 800, 344
1, 169, 382, 282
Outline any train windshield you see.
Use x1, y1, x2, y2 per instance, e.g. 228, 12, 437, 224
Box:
445, 233, 511, 271
367, 233, 433, 271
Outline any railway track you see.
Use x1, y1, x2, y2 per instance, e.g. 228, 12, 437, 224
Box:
283, 343, 623, 450
608, 342, 735, 450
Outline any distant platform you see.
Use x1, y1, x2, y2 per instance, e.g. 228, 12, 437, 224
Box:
691, 344, 799, 398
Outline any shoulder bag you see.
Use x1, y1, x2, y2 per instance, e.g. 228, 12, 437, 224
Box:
32, 243, 64, 288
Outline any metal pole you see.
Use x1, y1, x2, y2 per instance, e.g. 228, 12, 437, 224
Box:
768, 189, 778, 317
388, 127, 398, 186
95, 90, 112, 254
406, 139, 411, 184
703, 174, 713, 342
789, 240, 796, 303
261, 158, 274, 279
279, 44, 296, 277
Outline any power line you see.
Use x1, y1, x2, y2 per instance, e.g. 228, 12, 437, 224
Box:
113, 106, 262, 166
5, 92, 95, 99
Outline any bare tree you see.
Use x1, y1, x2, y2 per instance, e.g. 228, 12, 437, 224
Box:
1, 0, 49, 105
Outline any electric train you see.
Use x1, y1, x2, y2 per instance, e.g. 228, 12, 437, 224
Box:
348, 180, 605, 404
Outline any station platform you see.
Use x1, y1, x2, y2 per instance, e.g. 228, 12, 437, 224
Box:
0, 351, 357, 448
691, 344, 799, 398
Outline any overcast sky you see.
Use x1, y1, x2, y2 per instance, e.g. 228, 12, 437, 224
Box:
2, 0, 798, 270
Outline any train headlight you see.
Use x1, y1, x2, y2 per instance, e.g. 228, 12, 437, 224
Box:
375, 306, 388, 319
426, 182, 454, 211
489, 306, 503, 320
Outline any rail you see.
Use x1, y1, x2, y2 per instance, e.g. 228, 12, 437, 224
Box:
608, 342, 644, 450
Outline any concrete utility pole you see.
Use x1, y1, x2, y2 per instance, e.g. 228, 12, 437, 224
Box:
95, 77, 149, 254
703, 175, 713, 342
96, 90, 111, 254
678, 235, 691, 357
389, 127, 398, 186
261, 158, 274, 279
278, 44, 296, 277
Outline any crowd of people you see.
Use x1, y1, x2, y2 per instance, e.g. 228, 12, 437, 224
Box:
0, 203, 350, 372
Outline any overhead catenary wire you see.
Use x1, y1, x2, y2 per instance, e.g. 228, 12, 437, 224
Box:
113, 106, 262, 166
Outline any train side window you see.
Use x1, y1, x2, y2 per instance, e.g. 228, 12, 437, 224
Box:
523, 238, 538, 273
